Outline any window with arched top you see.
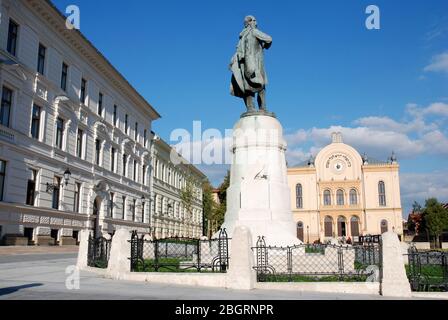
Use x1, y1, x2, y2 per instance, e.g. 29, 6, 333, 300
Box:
296, 184, 303, 209
378, 181, 386, 206
336, 189, 344, 206
349, 189, 358, 205
337, 216, 347, 237
324, 216, 333, 237
350, 216, 360, 237
323, 190, 331, 206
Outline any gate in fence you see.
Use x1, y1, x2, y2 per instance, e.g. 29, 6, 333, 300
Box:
252, 236, 382, 282
129, 228, 230, 273
87, 234, 112, 268
406, 246, 448, 292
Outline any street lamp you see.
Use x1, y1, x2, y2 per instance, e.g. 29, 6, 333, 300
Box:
63, 168, 71, 186
307, 225, 310, 244
46, 168, 71, 192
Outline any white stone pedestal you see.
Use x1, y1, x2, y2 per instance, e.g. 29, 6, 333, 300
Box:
220, 113, 300, 246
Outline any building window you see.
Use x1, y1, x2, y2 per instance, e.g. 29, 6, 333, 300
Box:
125, 114, 129, 134
111, 148, 116, 173
133, 160, 137, 181
337, 216, 347, 237
31, 104, 41, 140
349, 189, 357, 205
323, 190, 331, 206
61, 62, 68, 91
113, 105, 117, 126
122, 154, 127, 177
74, 182, 81, 213
144, 129, 147, 147
0, 160, 5, 201
122, 196, 126, 219
141, 201, 145, 223
0, 160, 6, 202
80, 78, 87, 104
76, 129, 83, 158
52, 176, 61, 210
98, 92, 103, 116
1, 86, 13, 127
132, 199, 136, 221
336, 189, 344, 206
26, 169, 37, 206
380, 219, 388, 234
350, 216, 360, 237
324, 216, 333, 237
37, 43, 46, 75
134, 122, 138, 141
55, 117, 64, 149
378, 181, 386, 206
7, 19, 19, 56
109, 192, 114, 217
142, 165, 147, 185
95, 139, 101, 166
295, 183, 303, 209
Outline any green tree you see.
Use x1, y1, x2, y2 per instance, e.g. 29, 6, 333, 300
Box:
214, 170, 230, 232
407, 201, 422, 233
423, 198, 448, 248
180, 178, 195, 237
202, 180, 217, 238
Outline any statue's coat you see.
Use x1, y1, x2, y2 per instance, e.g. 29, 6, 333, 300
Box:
230, 27, 272, 98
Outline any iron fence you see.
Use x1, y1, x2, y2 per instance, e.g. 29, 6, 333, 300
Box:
129, 228, 230, 273
252, 236, 382, 282
405, 246, 448, 292
87, 234, 112, 268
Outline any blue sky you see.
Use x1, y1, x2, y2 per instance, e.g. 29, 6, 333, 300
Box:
53, 0, 448, 216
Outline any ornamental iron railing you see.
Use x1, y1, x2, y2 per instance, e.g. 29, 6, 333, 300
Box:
87, 234, 112, 269
405, 246, 448, 292
129, 228, 230, 273
252, 236, 382, 282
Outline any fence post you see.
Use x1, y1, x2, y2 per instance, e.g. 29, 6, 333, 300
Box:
380, 231, 412, 297
106, 228, 132, 280
226, 226, 256, 290
76, 229, 90, 268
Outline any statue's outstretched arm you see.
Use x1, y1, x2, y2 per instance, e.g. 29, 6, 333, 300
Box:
253, 29, 272, 46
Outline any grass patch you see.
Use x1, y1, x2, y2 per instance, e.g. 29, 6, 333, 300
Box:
405, 264, 444, 278
135, 257, 209, 272
305, 246, 325, 254
88, 260, 108, 269
405, 264, 447, 292
259, 274, 369, 282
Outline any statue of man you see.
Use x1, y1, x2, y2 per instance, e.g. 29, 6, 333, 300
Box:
230, 15, 272, 112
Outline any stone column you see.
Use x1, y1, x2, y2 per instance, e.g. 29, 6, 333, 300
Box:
106, 228, 132, 280
76, 229, 90, 268
226, 226, 256, 290
380, 231, 412, 297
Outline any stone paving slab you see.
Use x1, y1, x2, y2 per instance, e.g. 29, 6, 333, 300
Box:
0, 246, 79, 255
0, 254, 440, 300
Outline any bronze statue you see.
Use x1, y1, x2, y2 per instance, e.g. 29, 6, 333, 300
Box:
230, 15, 272, 113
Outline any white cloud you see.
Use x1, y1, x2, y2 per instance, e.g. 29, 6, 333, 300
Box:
424, 52, 448, 74
400, 171, 448, 213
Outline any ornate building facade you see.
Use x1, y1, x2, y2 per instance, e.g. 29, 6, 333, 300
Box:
0, 0, 204, 245
287, 132, 403, 243
151, 138, 205, 239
